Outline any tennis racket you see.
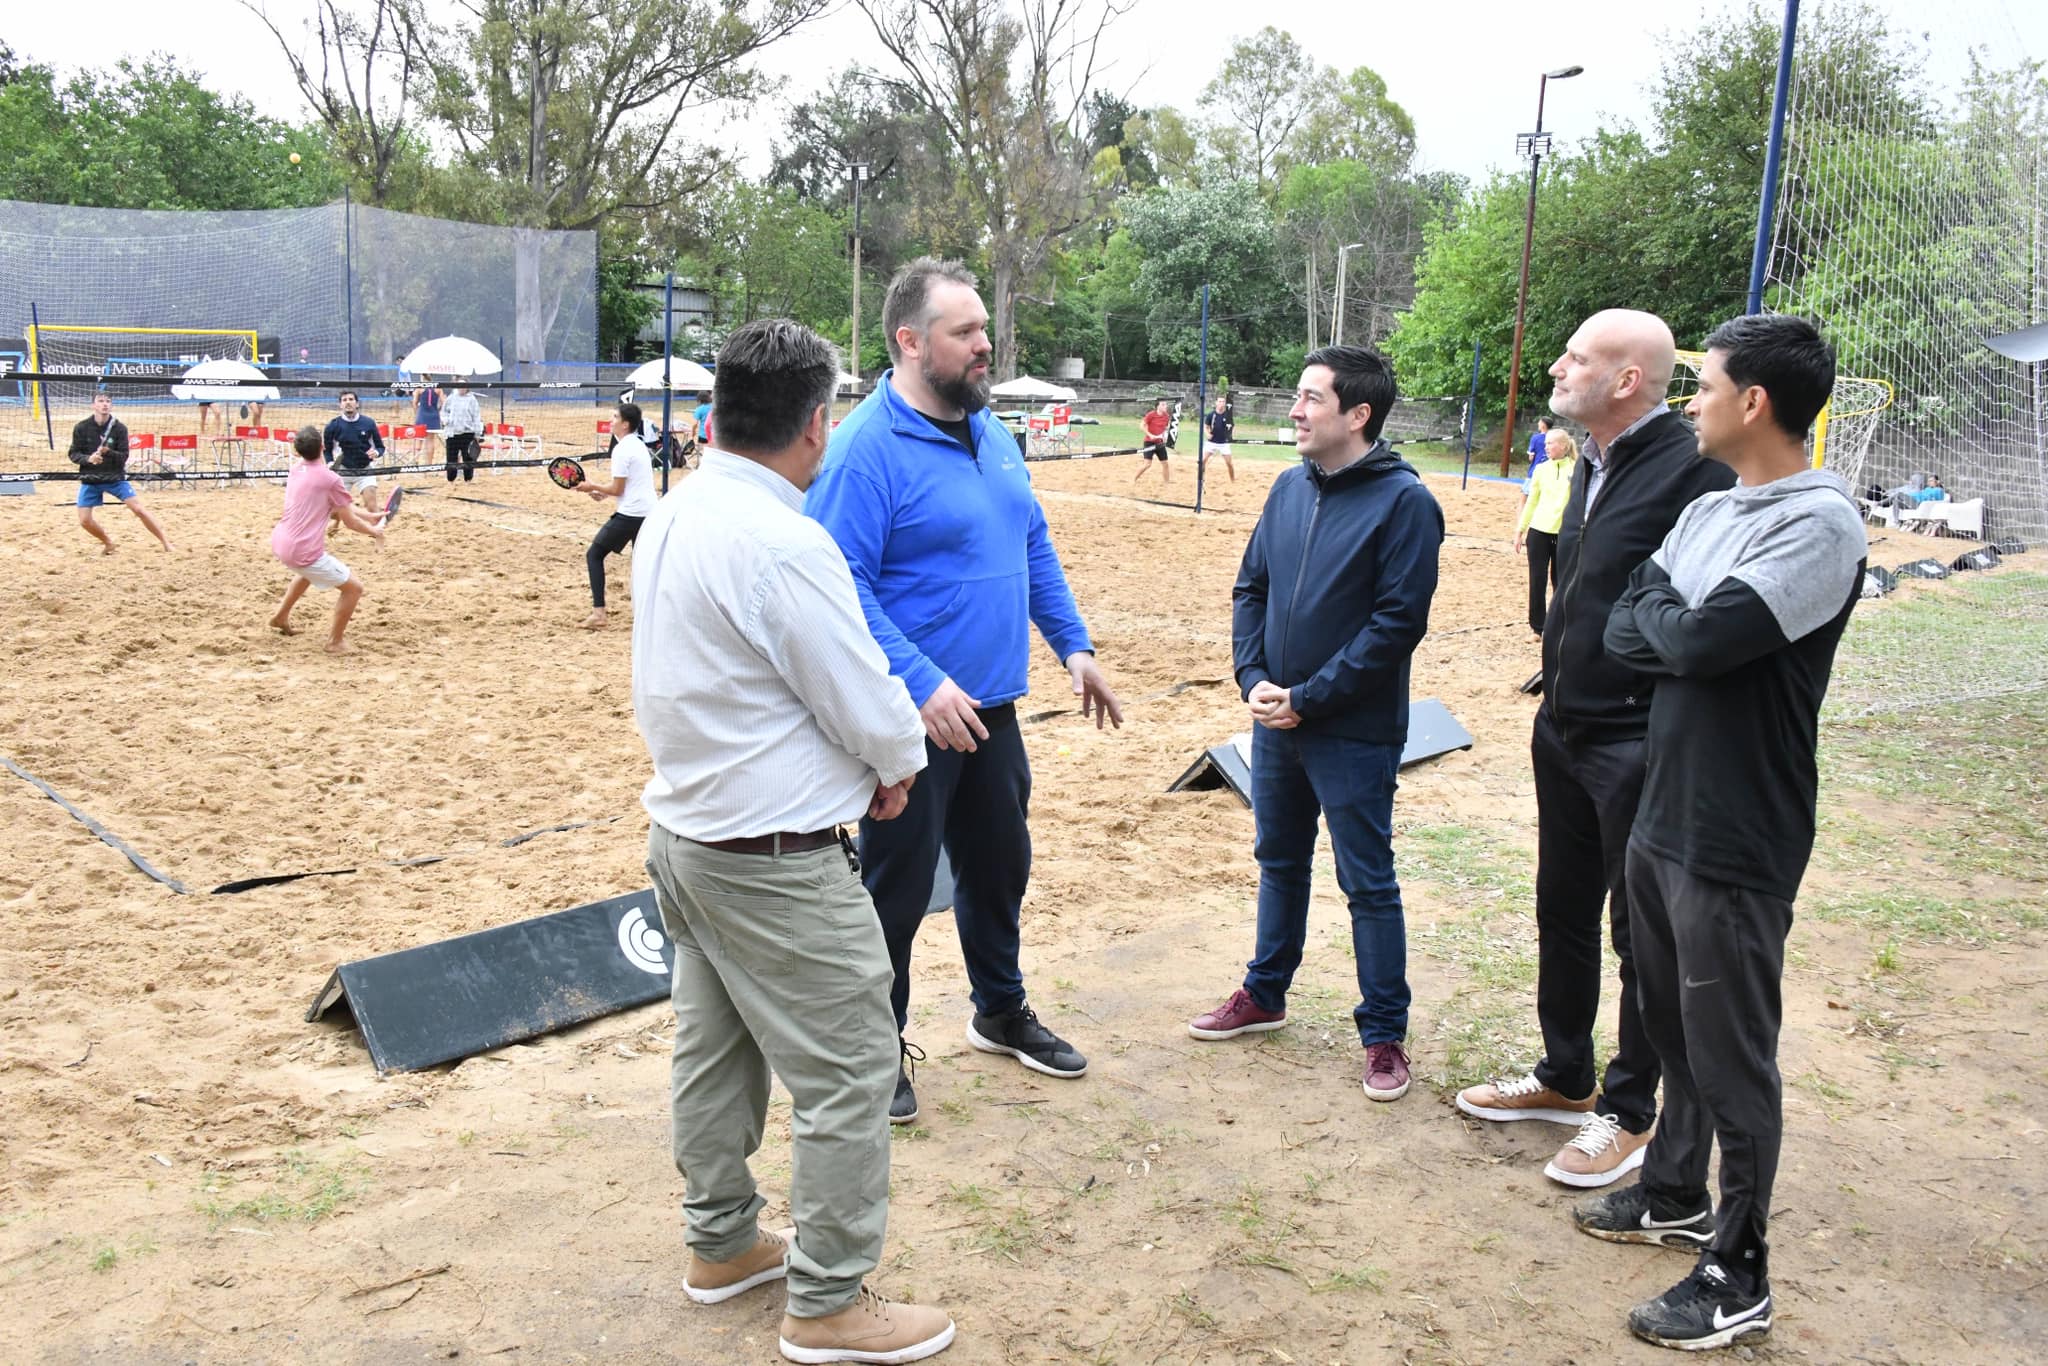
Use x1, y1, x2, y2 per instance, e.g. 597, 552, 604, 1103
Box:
377, 485, 404, 526
547, 456, 587, 489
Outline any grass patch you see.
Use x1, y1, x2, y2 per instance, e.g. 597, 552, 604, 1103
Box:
941, 1182, 1037, 1263
1311, 1263, 1388, 1294
197, 1149, 367, 1226
1807, 888, 2045, 946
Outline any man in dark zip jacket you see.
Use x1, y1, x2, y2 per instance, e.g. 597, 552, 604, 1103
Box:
1456, 310, 1735, 1187
1190, 345, 1443, 1106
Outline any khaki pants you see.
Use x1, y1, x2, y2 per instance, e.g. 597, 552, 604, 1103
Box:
647, 824, 896, 1317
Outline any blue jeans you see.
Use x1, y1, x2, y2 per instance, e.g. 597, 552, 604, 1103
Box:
1244, 725, 1409, 1045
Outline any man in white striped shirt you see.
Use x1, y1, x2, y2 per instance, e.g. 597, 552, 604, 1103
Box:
631, 320, 956, 1364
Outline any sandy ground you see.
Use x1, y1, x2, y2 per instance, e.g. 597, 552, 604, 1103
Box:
2, 452, 2042, 1364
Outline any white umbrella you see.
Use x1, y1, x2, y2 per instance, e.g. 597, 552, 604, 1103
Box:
989, 375, 1078, 403
399, 335, 502, 376
837, 371, 864, 391
170, 358, 281, 402
627, 356, 716, 391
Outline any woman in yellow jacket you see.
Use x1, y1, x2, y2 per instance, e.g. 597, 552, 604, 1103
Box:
1515, 429, 1577, 637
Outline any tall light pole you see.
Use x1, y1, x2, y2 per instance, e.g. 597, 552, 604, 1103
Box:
849, 161, 870, 385
1333, 242, 1365, 344
1500, 64, 1584, 476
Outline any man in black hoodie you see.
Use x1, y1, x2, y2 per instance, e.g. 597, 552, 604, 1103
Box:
1455, 310, 1734, 1186
1191, 346, 1443, 1105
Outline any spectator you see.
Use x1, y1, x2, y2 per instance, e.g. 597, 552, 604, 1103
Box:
1529, 416, 1555, 470
1516, 430, 1579, 636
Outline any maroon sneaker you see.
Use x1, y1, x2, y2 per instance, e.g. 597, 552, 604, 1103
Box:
1363, 1042, 1411, 1101
1187, 988, 1287, 1040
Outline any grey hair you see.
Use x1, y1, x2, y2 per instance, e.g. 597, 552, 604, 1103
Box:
882, 256, 980, 363
711, 319, 841, 455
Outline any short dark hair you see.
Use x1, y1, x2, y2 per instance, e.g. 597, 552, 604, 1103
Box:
712, 319, 839, 455
882, 256, 980, 363
339, 390, 358, 403
1702, 314, 1836, 437
294, 425, 321, 459
1302, 345, 1397, 442
1536, 416, 1552, 430
615, 402, 643, 435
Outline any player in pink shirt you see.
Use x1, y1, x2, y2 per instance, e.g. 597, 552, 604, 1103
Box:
269, 425, 385, 654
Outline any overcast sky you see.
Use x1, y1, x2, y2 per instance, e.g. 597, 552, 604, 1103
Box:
9, 0, 2043, 187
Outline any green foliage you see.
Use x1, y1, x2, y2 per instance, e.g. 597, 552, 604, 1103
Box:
0, 56, 342, 210
597, 250, 661, 361
1122, 183, 1284, 378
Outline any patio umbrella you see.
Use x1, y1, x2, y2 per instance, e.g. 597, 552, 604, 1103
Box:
626, 356, 716, 391
838, 371, 864, 390
988, 375, 1078, 403
170, 358, 280, 403
399, 336, 502, 376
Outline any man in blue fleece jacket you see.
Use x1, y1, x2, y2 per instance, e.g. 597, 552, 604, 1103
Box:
806, 257, 1124, 1125
1189, 346, 1443, 1106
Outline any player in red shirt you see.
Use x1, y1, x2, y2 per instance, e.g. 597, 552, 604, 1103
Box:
1134, 398, 1173, 484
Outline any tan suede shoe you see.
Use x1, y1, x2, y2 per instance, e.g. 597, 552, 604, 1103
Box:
779, 1284, 956, 1363
683, 1225, 792, 1305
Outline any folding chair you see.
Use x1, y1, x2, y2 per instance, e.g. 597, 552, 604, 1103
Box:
161, 434, 199, 477
128, 432, 160, 477
1049, 404, 1076, 455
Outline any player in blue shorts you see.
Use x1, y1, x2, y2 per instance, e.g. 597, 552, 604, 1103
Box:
69, 391, 172, 554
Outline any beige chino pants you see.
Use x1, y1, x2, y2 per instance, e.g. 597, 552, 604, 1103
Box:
646, 824, 897, 1317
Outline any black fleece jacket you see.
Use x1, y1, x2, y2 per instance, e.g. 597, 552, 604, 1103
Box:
1233, 442, 1444, 744
1539, 407, 1735, 745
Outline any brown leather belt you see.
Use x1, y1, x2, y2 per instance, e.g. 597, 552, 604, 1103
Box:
691, 826, 843, 856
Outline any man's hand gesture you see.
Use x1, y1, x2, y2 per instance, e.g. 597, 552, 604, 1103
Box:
921, 678, 989, 752
869, 773, 916, 820
1067, 652, 1124, 731
1248, 680, 1300, 730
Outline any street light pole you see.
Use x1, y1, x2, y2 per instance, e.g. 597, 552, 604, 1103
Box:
849, 162, 870, 385
1333, 242, 1365, 345
1500, 64, 1583, 477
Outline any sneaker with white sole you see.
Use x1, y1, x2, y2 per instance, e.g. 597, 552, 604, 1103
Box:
780, 1284, 956, 1363
966, 1005, 1086, 1078
1362, 1042, 1411, 1101
1628, 1253, 1771, 1351
1455, 1071, 1596, 1125
1544, 1112, 1653, 1188
684, 1225, 793, 1304
1572, 1182, 1715, 1249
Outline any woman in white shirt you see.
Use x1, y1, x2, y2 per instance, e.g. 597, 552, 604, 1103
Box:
570, 401, 659, 629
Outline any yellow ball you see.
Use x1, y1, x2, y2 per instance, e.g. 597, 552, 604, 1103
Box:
289, 152, 302, 165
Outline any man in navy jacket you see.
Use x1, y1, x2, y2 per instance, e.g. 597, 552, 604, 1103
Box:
807, 257, 1124, 1126
1190, 346, 1443, 1104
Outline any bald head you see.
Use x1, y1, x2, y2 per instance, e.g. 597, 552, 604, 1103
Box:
1548, 309, 1676, 436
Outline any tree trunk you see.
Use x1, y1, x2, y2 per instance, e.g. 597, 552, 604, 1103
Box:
514, 229, 548, 361
991, 254, 1018, 380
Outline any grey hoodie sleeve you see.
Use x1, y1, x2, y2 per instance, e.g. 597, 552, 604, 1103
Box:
1606, 499, 1865, 679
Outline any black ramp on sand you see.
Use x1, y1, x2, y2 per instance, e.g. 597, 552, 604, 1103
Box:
1167, 699, 1475, 810
309, 855, 959, 1073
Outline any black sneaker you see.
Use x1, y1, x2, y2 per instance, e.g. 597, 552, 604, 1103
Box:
965, 1004, 1087, 1078
1573, 1182, 1715, 1249
890, 1040, 925, 1126
1628, 1253, 1771, 1350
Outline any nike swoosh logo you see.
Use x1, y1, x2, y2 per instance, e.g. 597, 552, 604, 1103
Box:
1637, 1211, 1703, 1229
1685, 976, 1720, 988
1712, 1298, 1769, 1330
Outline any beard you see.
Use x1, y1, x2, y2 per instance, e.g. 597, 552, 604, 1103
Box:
923, 354, 991, 414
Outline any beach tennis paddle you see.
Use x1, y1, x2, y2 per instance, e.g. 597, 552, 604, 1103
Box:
378, 485, 404, 526
548, 456, 587, 489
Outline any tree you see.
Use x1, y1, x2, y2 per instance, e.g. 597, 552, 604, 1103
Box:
1197, 27, 1314, 193
0, 54, 341, 211
1280, 66, 1416, 178
1120, 182, 1286, 381
855, 0, 1134, 379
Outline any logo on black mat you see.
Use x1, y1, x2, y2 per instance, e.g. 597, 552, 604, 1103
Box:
617, 908, 670, 975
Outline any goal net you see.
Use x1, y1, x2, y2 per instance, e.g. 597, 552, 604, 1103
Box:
1762, 0, 2048, 715
26, 325, 262, 417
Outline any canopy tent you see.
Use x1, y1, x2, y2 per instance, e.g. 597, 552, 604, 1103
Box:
988, 375, 1078, 403
170, 358, 280, 403
626, 356, 717, 391
398, 335, 502, 376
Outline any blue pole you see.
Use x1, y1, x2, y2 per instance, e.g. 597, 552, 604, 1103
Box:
1748, 0, 1801, 314
343, 187, 355, 378
1194, 283, 1210, 514
661, 272, 675, 494
31, 300, 55, 450
1461, 340, 1483, 490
